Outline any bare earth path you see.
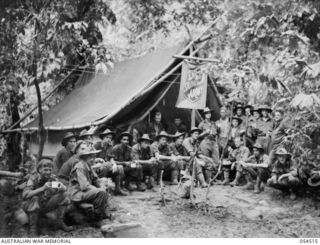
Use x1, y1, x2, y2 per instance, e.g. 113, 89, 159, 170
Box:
52, 184, 320, 238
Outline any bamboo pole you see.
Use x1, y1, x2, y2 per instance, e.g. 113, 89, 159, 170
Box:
173, 55, 219, 63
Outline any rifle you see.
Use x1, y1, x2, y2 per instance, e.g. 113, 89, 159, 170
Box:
243, 114, 249, 146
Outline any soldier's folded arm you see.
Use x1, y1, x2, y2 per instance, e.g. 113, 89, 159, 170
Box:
22, 180, 49, 199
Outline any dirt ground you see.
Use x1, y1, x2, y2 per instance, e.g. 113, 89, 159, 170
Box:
42, 183, 320, 238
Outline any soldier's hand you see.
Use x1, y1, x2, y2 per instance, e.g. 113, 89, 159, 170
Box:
95, 158, 105, 164
278, 173, 289, 182
150, 157, 157, 164
43, 182, 52, 190
171, 156, 178, 162
14, 172, 24, 178
58, 183, 67, 192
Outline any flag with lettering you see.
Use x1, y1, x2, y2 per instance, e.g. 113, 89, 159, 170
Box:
176, 60, 208, 109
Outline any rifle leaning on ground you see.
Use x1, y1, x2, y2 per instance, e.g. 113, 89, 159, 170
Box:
205, 100, 235, 202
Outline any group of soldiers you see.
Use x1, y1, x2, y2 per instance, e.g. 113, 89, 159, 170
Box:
6, 102, 318, 236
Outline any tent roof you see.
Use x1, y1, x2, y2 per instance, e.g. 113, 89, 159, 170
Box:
25, 45, 184, 130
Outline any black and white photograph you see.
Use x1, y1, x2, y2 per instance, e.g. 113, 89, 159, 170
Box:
0, 0, 320, 241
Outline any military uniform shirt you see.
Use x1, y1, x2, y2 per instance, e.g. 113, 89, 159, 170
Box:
112, 144, 132, 162
198, 120, 217, 135
132, 143, 152, 160
94, 141, 114, 161
53, 147, 73, 174
170, 142, 189, 156
150, 142, 173, 157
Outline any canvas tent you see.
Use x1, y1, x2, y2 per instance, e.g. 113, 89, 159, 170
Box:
15, 43, 221, 157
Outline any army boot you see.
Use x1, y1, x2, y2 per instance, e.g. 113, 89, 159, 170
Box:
56, 206, 74, 232
170, 170, 179, 185
136, 180, 147, 192
230, 171, 241, 187
221, 171, 230, 185
125, 176, 135, 192
242, 174, 254, 190
147, 176, 155, 189
197, 173, 208, 188
114, 175, 129, 196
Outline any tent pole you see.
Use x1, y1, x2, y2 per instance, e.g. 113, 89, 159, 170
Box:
191, 109, 196, 128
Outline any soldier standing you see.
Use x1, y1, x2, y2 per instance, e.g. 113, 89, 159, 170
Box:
198, 107, 217, 136
216, 106, 230, 151
230, 117, 243, 144
147, 111, 164, 141
268, 108, 292, 165
167, 116, 187, 134
256, 105, 273, 152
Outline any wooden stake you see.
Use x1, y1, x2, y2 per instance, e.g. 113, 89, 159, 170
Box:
160, 170, 166, 206
190, 156, 196, 206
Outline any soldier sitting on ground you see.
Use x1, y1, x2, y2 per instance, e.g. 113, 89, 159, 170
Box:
199, 131, 220, 184
78, 129, 95, 149
239, 143, 271, 194
58, 140, 88, 186
150, 131, 181, 185
131, 134, 158, 190
112, 132, 146, 192
223, 136, 250, 187
183, 127, 209, 188
267, 148, 301, 200
68, 148, 109, 223
22, 158, 72, 236
53, 132, 76, 174
93, 129, 128, 196
169, 132, 191, 172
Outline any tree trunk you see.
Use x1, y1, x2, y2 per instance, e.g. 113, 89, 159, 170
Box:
6, 94, 21, 171
33, 21, 46, 161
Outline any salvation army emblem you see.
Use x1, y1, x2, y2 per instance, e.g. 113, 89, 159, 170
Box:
183, 66, 204, 103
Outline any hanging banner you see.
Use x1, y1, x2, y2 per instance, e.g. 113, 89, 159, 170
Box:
176, 61, 208, 109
